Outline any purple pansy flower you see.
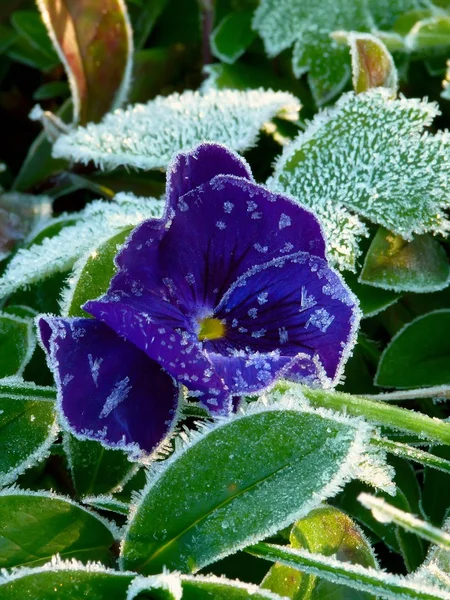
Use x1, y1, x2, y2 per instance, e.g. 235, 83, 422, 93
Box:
38, 142, 359, 457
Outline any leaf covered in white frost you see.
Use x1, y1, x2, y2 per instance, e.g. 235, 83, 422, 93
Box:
269, 89, 450, 271
252, 0, 427, 104
413, 517, 450, 592
120, 393, 374, 574
51, 89, 300, 170
0, 194, 163, 299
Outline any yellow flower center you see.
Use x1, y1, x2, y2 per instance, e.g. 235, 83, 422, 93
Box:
198, 317, 225, 341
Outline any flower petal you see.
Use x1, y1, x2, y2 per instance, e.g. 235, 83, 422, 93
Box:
166, 142, 253, 210
109, 174, 326, 317
209, 351, 323, 399
84, 297, 232, 414
213, 252, 360, 385
38, 316, 180, 457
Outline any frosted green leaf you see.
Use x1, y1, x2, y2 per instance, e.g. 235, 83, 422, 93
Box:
405, 15, 450, 51
0, 563, 286, 600
0, 194, 162, 299
0, 378, 57, 488
413, 518, 450, 591
249, 542, 450, 599
0, 559, 136, 600
375, 310, 450, 388
64, 433, 139, 498
0, 312, 35, 377
359, 227, 450, 293
120, 397, 373, 574
61, 226, 134, 318
359, 493, 450, 550
51, 89, 300, 171
269, 89, 450, 271
82, 495, 130, 516
252, 0, 423, 104
130, 573, 286, 600
262, 505, 378, 599
0, 489, 118, 569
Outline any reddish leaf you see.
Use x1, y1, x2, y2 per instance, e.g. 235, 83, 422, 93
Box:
348, 32, 397, 95
36, 0, 133, 124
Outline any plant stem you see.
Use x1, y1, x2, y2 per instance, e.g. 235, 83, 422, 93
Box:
359, 493, 450, 550
373, 437, 450, 473
299, 386, 450, 445
365, 385, 450, 402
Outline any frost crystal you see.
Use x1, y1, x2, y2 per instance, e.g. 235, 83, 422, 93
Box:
52, 89, 300, 171
253, 0, 428, 104
269, 89, 450, 271
0, 194, 163, 299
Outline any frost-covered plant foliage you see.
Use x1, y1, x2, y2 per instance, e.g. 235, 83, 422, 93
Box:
252, 0, 448, 104
3, 1, 450, 599
52, 89, 300, 170
270, 89, 450, 270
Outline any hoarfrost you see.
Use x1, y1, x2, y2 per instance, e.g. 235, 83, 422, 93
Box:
99, 377, 131, 419
253, 0, 426, 104
120, 394, 374, 572
52, 89, 300, 171
253, 544, 450, 600
270, 89, 450, 271
0, 194, 163, 299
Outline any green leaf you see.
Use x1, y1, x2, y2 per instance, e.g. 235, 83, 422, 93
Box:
211, 10, 256, 64
0, 380, 57, 488
130, 573, 286, 599
0, 25, 17, 54
33, 81, 70, 101
413, 519, 450, 590
12, 99, 72, 192
270, 89, 450, 271
128, 47, 187, 104
422, 445, 450, 525
65, 226, 134, 318
6, 35, 58, 71
262, 506, 378, 599
406, 15, 450, 50
0, 566, 284, 600
180, 574, 286, 599
82, 495, 130, 516
359, 493, 450, 551
348, 32, 398, 94
52, 89, 300, 171
36, 0, 133, 124
293, 30, 351, 106
120, 399, 372, 574
0, 490, 117, 568
359, 227, 450, 293
253, 0, 417, 104
0, 562, 134, 600
128, 0, 169, 49
0, 196, 162, 300
344, 272, 401, 318
248, 542, 450, 600
376, 310, 450, 388
10, 10, 59, 65
64, 434, 138, 498
0, 312, 35, 377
